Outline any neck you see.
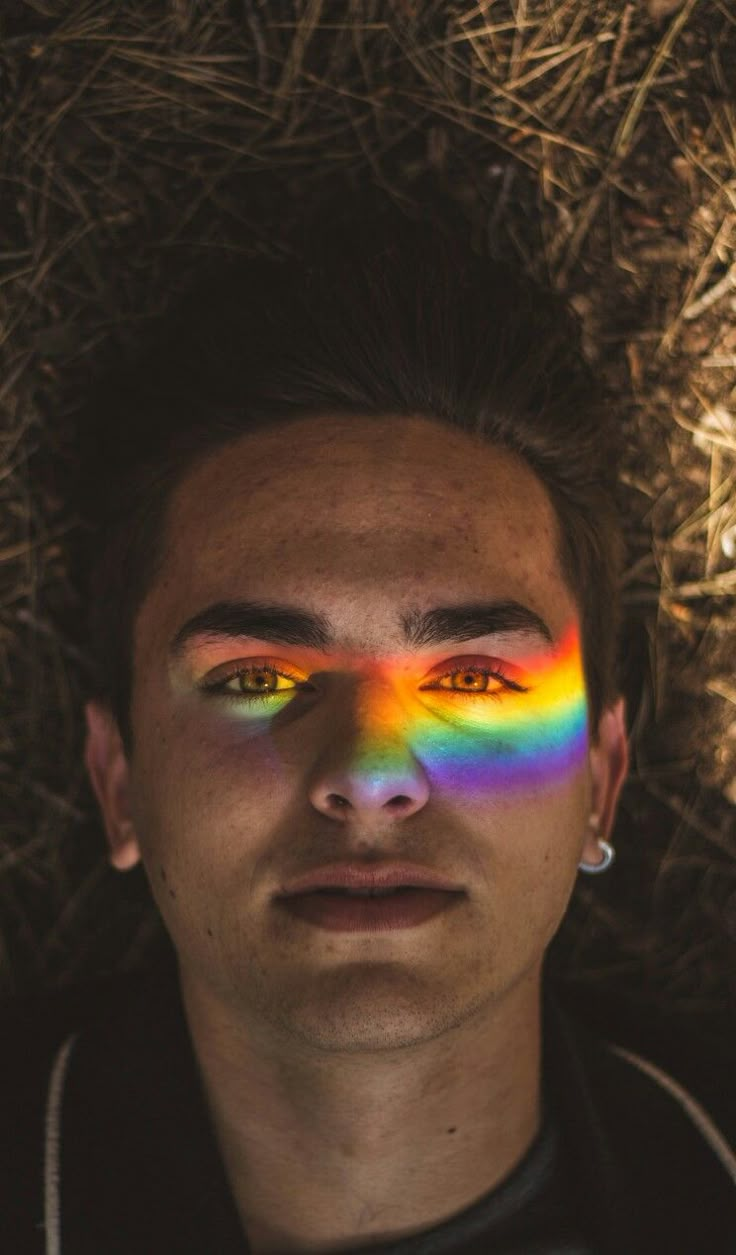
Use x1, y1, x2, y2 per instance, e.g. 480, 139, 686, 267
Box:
179, 964, 544, 1252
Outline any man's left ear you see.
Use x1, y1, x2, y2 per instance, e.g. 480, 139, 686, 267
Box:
588, 695, 629, 843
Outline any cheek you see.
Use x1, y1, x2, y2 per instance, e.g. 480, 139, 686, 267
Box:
131, 703, 301, 912
135, 734, 288, 889
139, 814, 243, 962
489, 796, 584, 904
129, 758, 228, 910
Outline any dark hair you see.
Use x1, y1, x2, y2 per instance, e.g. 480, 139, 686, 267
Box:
73, 193, 627, 763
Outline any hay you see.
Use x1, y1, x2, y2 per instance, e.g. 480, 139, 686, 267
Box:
1, 1, 734, 1022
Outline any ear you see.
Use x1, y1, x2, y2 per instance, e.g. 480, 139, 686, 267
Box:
583, 695, 629, 863
83, 700, 142, 871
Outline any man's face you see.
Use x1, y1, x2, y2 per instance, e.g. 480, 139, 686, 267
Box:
85, 413, 627, 1051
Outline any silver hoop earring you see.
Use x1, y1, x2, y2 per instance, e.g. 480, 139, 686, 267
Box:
578, 815, 615, 875
578, 838, 615, 875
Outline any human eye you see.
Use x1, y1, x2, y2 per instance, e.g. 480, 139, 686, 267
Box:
199, 659, 309, 705
198, 656, 530, 709
420, 658, 529, 701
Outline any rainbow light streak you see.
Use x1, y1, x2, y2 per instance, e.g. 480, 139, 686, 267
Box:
177, 619, 590, 800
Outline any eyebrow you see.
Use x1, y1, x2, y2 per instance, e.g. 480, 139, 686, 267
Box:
168, 598, 555, 661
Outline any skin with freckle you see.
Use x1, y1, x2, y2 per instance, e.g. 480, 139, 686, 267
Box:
174, 622, 588, 800
84, 412, 628, 1253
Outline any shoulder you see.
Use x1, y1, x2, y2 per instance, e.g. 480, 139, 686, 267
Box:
0, 970, 143, 1067
0, 969, 149, 1251
0, 968, 154, 1140
554, 978, 736, 1139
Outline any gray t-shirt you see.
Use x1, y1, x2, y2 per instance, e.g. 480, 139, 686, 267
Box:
347, 1087, 592, 1254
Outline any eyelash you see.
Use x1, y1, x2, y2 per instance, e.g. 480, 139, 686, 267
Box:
200, 660, 529, 705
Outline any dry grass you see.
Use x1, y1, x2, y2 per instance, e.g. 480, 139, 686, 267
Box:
1, 0, 734, 1021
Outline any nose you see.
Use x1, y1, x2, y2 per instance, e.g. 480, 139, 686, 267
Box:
307, 675, 431, 822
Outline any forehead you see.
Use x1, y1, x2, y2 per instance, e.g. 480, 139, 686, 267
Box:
138, 414, 574, 657
168, 413, 559, 551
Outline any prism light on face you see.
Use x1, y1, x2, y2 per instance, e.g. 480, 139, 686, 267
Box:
174, 617, 588, 802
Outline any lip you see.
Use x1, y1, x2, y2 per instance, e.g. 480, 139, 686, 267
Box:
277, 888, 464, 932
276, 861, 464, 897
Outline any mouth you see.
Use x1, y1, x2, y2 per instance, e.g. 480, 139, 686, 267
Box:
277, 861, 464, 898
301, 886, 429, 897
275, 885, 465, 932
